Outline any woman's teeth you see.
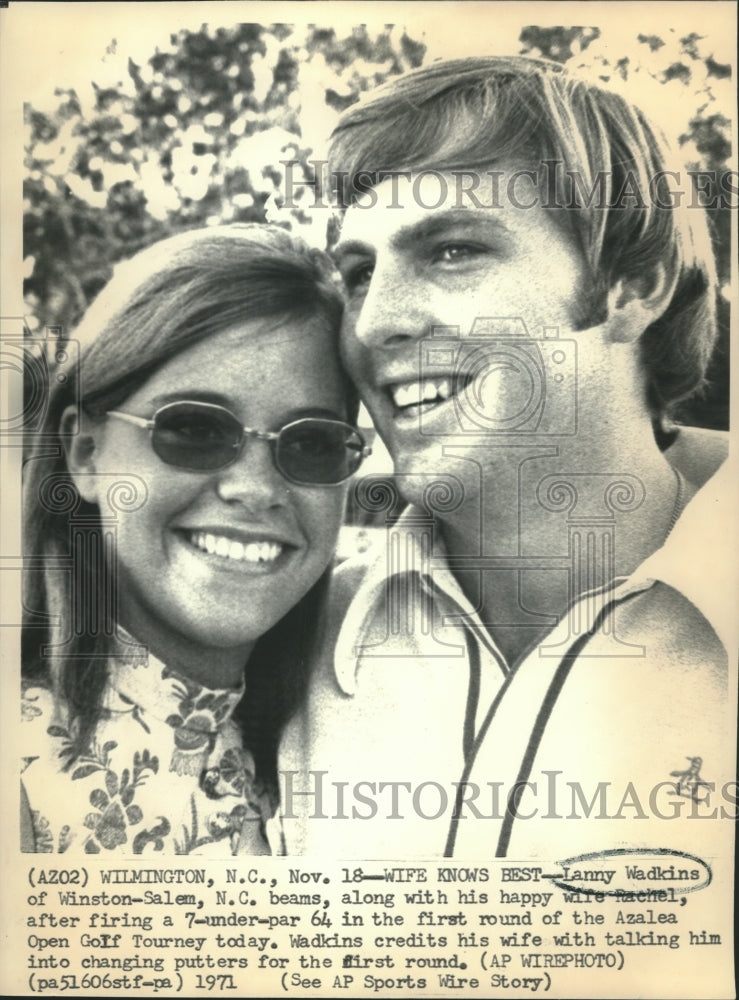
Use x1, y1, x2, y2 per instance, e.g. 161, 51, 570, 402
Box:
190, 532, 283, 564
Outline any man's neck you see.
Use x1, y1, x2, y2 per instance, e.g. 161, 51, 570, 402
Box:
437, 417, 693, 668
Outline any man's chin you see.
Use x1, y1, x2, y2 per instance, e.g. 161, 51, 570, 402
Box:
386, 441, 482, 512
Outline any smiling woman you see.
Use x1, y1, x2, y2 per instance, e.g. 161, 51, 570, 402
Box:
20, 224, 367, 856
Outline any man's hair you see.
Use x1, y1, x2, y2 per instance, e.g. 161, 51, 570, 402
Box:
328, 56, 718, 418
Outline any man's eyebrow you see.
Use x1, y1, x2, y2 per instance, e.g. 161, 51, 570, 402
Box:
334, 209, 510, 260
332, 238, 372, 263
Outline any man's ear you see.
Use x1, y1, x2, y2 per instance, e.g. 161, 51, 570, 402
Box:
60, 406, 104, 505
605, 262, 678, 344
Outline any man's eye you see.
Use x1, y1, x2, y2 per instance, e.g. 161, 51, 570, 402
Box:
341, 261, 375, 292
435, 243, 486, 263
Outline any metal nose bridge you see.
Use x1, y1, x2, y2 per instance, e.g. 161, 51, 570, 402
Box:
241, 426, 280, 444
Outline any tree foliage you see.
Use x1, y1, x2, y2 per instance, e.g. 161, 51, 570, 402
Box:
24, 23, 425, 335
24, 20, 731, 426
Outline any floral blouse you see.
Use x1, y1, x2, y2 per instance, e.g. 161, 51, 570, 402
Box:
21, 646, 283, 856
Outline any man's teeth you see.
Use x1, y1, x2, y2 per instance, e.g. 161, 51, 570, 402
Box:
391, 378, 452, 409
190, 532, 283, 564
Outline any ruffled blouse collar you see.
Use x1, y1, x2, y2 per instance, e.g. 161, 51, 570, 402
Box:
99, 634, 248, 783
102, 632, 245, 732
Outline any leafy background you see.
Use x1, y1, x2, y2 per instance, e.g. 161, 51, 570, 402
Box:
23, 20, 732, 429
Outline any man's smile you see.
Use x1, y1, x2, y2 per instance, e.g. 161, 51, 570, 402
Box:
389, 376, 455, 413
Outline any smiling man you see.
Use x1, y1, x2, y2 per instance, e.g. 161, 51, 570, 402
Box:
279, 57, 734, 858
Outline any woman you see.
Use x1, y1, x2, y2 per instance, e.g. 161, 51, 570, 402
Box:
21, 224, 369, 855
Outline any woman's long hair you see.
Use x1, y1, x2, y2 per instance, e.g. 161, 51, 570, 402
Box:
23, 224, 352, 791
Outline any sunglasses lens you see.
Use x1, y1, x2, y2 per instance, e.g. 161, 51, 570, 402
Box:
276, 420, 365, 485
152, 403, 241, 470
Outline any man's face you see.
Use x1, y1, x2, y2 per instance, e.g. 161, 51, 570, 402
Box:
335, 168, 591, 490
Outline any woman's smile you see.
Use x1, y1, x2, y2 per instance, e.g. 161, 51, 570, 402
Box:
186, 531, 286, 566
174, 522, 299, 574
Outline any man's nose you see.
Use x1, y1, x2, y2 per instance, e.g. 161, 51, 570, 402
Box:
350, 259, 430, 352
215, 437, 287, 509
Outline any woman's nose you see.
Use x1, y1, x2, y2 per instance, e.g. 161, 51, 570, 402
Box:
215, 438, 287, 509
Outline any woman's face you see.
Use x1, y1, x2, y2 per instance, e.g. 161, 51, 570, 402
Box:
75, 315, 351, 685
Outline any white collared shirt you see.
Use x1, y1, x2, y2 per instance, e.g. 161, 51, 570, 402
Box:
280, 462, 734, 858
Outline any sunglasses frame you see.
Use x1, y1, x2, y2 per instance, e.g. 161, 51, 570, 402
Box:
106, 400, 371, 486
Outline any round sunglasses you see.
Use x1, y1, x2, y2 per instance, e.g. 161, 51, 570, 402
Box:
106, 401, 371, 486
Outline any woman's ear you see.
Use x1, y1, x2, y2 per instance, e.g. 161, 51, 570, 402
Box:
604, 261, 679, 344
60, 405, 104, 504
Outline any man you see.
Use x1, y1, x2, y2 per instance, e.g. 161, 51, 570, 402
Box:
279, 57, 734, 858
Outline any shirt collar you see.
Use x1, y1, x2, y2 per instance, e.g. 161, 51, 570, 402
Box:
103, 639, 245, 732
625, 460, 734, 652
334, 506, 498, 695
334, 462, 732, 694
